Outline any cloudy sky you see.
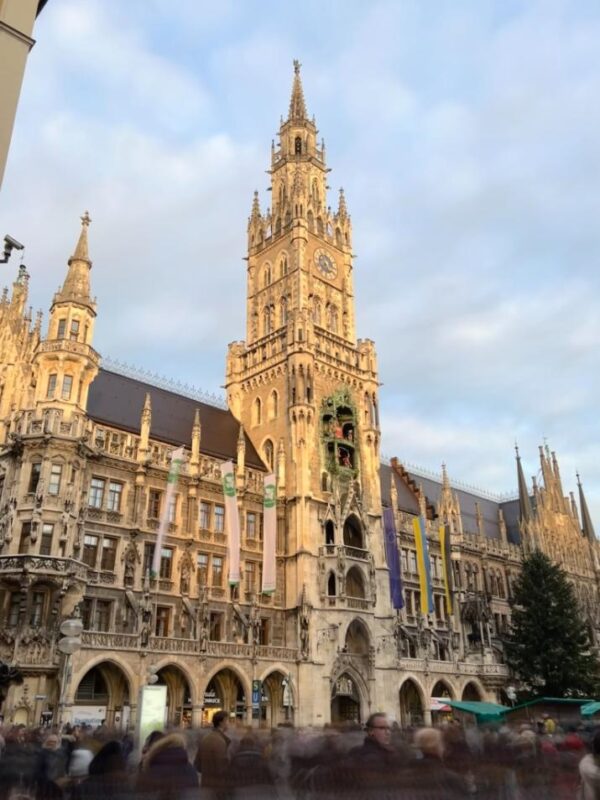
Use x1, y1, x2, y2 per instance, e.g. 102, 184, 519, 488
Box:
2, 0, 599, 522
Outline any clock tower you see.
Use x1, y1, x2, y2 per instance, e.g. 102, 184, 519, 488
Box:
226, 62, 386, 723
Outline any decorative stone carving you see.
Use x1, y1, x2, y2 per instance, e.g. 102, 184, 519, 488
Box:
299, 584, 311, 661
121, 538, 141, 587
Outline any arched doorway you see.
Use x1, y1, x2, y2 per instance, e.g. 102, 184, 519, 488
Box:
343, 515, 363, 549
399, 679, 424, 727
74, 662, 130, 729
202, 668, 247, 726
344, 619, 370, 655
462, 682, 482, 702
331, 673, 362, 724
261, 671, 293, 728
346, 567, 367, 606
156, 665, 192, 727
431, 680, 454, 724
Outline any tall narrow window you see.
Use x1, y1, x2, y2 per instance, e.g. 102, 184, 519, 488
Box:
295, 136, 302, 155
40, 523, 54, 556
280, 254, 288, 276
159, 547, 173, 579
155, 606, 170, 637
197, 553, 208, 586
82, 534, 99, 567
107, 481, 123, 512
57, 319, 67, 339
199, 501, 211, 529
269, 390, 278, 420
70, 319, 80, 341
88, 477, 105, 508
100, 538, 117, 571
94, 600, 111, 632
61, 375, 73, 400
245, 561, 256, 594
8, 593, 21, 627
148, 489, 162, 519
19, 522, 32, 554
46, 374, 57, 399
212, 556, 223, 586
28, 462, 42, 494
253, 397, 262, 426
48, 464, 62, 495
143, 543, 154, 576
246, 512, 256, 539
280, 296, 288, 326
214, 505, 225, 533
263, 439, 274, 471
29, 592, 45, 626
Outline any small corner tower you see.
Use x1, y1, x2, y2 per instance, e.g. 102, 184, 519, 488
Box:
33, 212, 99, 415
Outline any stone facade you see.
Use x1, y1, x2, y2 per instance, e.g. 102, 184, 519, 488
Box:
0, 64, 598, 730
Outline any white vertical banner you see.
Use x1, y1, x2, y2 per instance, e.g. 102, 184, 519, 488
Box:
262, 473, 276, 594
151, 446, 185, 577
221, 461, 241, 586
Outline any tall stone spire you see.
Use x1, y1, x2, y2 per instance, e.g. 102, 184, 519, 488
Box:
288, 59, 307, 121
516, 445, 533, 524
55, 212, 94, 311
577, 472, 596, 541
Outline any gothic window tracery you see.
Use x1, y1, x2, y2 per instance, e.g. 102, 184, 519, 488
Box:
280, 296, 288, 326
280, 253, 288, 277
263, 439, 274, 471
269, 390, 278, 420
253, 397, 262, 426
263, 264, 272, 287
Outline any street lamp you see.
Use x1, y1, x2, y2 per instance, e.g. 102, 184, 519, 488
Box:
57, 615, 83, 727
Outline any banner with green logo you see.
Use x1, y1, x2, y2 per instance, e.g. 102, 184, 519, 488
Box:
220, 461, 241, 585
262, 473, 276, 594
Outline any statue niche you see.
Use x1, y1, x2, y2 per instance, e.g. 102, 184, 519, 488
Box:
321, 391, 358, 478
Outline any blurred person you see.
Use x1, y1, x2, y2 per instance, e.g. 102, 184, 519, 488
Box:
194, 710, 230, 797
397, 727, 465, 799
40, 734, 67, 785
138, 730, 164, 770
73, 740, 129, 800
229, 733, 276, 799
136, 732, 198, 800
579, 730, 600, 800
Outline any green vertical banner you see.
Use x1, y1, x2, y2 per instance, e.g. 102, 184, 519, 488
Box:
221, 461, 240, 585
262, 474, 276, 594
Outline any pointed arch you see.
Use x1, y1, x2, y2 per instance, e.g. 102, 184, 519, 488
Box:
253, 397, 262, 426
279, 252, 288, 277
263, 438, 274, 471
344, 617, 370, 654
263, 263, 271, 287
343, 515, 364, 549
280, 296, 288, 326
327, 572, 336, 596
399, 677, 426, 727
346, 566, 366, 599
268, 390, 278, 420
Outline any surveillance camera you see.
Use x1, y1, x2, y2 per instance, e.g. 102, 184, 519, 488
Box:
4, 235, 24, 251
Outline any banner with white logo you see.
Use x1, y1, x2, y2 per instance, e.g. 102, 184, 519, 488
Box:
151, 446, 185, 577
221, 461, 241, 586
262, 474, 277, 594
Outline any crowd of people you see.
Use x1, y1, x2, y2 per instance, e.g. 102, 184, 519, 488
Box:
0, 710, 598, 799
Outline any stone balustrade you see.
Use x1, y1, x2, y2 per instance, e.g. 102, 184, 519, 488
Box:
0, 554, 88, 581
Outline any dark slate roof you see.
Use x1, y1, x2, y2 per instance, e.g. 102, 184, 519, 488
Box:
87, 369, 265, 470
379, 463, 522, 545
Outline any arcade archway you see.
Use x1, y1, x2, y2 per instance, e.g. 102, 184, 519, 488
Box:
431, 679, 454, 724
261, 670, 294, 728
74, 661, 130, 729
202, 668, 247, 726
399, 679, 424, 727
462, 682, 483, 702
156, 665, 192, 727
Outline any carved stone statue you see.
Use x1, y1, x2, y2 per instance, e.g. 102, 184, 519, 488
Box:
249, 595, 260, 645
5, 498, 17, 544
299, 585, 311, 660
122, 540, 140, 587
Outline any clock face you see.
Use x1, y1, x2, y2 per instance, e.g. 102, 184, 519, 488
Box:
314, 248, 338, 279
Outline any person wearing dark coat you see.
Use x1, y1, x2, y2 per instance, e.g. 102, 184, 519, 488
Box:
194, 710, 231, 798
73, 740, 130, 800
136, 732, 198, 800
229, 734, 277, 799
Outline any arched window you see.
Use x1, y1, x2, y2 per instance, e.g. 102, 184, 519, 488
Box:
335, 228, 342, 246
253, 397, 262, 426
330, 305, 338, 333
263, 307, 272, 335
295, 136, 302, 155
280, 254, 288, 277
280, 296, 288, 326
317, 217, 324, 235
325, 520, 335, 545
263, 439, 274, 471
327, 573, 336, 596
307, 211, 315, 232
312, 179, 319, 204
263, 264, 271, 287
343, 516, 364, 549
269, 390, 278, 420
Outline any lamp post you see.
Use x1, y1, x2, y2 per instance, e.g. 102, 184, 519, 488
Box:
57, 616, 83, 728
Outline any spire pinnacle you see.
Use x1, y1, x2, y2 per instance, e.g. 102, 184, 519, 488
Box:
577, 472, 597, 541
72, 211, 91, 263
338, 187, 348, 219
516, 446, 533, 524
288, 59, 307, 121
250, 190, 261, 220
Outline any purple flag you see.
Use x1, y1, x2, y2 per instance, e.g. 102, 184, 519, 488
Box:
383, 507, 404, 609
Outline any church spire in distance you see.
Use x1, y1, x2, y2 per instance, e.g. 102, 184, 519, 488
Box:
288, 59, 308, 121
577, 472, 597, 541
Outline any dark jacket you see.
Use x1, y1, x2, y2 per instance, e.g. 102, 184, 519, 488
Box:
136, 733, 198, 800
74, 740, 130, 800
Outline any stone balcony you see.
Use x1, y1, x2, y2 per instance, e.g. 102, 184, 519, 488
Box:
0, 554, 88, 582
319, 544, 370, 562
80, 630, 298, 661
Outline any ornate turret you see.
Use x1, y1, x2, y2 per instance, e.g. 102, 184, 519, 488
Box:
32, 213, 99, 414
577, 472, 597, 542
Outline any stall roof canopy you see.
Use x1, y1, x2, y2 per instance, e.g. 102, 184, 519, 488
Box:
446, 700, 509, 720
508, 697, 594, 713
581, 702, 600, 717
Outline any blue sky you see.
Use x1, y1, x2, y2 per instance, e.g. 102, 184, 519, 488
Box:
1, 0, 599, 521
